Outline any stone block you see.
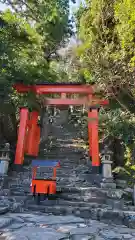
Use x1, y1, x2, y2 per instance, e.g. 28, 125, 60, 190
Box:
100, 230, 123, 239
95, 238, 105, 240
2, 226, 66, 240
122, 234, 133, 239
116, 180, 127, 189
6, 222, 26, 230
0, 217, 13, 228
106, 199, 124, 210
0, 200, 10, 214
106, 189, 124, 199
56, 224, 77, 233
99, 209, 124, 225
70, 226, 100, 235
101, 182, 116, 189
15, 214, 85, 225
71, 234, 94, 240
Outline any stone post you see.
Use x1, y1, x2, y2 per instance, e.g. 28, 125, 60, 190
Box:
101, 154, 116, 189
0, 143, 10, 180
133, 184, 135, 206
3, 143, 10, 158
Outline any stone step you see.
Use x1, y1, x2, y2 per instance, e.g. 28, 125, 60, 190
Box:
7, 183, 127, 207
40, 149, 84, 154
25, 203, 135, 227
26, 204, 107, 217
6, 177, 89, 188
59, 193, 106, 204
40, 145, 83, 150
0, 195, 29, 203
36, 157, 83, 163
42, 141, 84, 146
10, 191, 29, 196
42, 147, 83, 151
26, 198, 107, 208
56, 172, 81, 177
9, 195, 126, 212
57, 186, 107, 196
39, 156, 83, 160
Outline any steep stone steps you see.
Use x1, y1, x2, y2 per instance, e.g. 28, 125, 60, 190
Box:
1, 110, 135, 229
1, 192, 135, 228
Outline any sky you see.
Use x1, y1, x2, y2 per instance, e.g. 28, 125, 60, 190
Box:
70, 0, 83, 14
0, 2, 7, 11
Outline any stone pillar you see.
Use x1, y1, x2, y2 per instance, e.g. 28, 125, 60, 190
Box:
101, 155, 116, 189
102, 155, 113, 179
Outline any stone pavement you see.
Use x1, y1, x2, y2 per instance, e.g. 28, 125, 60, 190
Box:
0, 213, 135, 240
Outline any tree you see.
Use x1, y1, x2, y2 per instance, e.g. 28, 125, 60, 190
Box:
1, 0, 74, 62
51, 38, 84, 83
0, 0, 73, 147
75, 0, 135, 108
74, 0, 135, 168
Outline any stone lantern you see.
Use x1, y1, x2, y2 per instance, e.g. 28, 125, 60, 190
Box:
101, 147, 116, 189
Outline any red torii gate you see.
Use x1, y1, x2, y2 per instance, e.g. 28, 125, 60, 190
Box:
13, 83, 108, 167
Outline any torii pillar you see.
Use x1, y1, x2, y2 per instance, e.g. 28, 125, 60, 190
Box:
14, 108, 29, 165
88, 106, 100, 173
14, 108, 40, 165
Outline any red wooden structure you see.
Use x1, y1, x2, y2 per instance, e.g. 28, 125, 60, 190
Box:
13, 83, 109, 167
31, 160, 60, 198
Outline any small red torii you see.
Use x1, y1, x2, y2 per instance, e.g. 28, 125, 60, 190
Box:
13, 83, 108, 168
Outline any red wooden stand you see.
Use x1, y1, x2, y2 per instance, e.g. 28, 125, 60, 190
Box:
31, 179, 56, 195
30, 160, 60, 203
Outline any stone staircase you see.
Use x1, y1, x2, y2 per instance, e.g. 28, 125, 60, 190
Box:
1, 111, 135, 229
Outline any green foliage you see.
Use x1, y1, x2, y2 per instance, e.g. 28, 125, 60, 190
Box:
75, 0, 135, 92
0, 0, 74, 148
99, 108, 135, 143
0, 10, 48, 87
75, 0, 135, 106
1, 0, 73, 59
74, 0, 135, 170
0, 0, 73, 109
114, 0, 135, 60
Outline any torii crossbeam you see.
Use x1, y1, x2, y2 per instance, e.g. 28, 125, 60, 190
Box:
13, 83, 109, 168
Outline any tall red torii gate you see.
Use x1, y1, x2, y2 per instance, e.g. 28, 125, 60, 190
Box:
13, 83, 108, 168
